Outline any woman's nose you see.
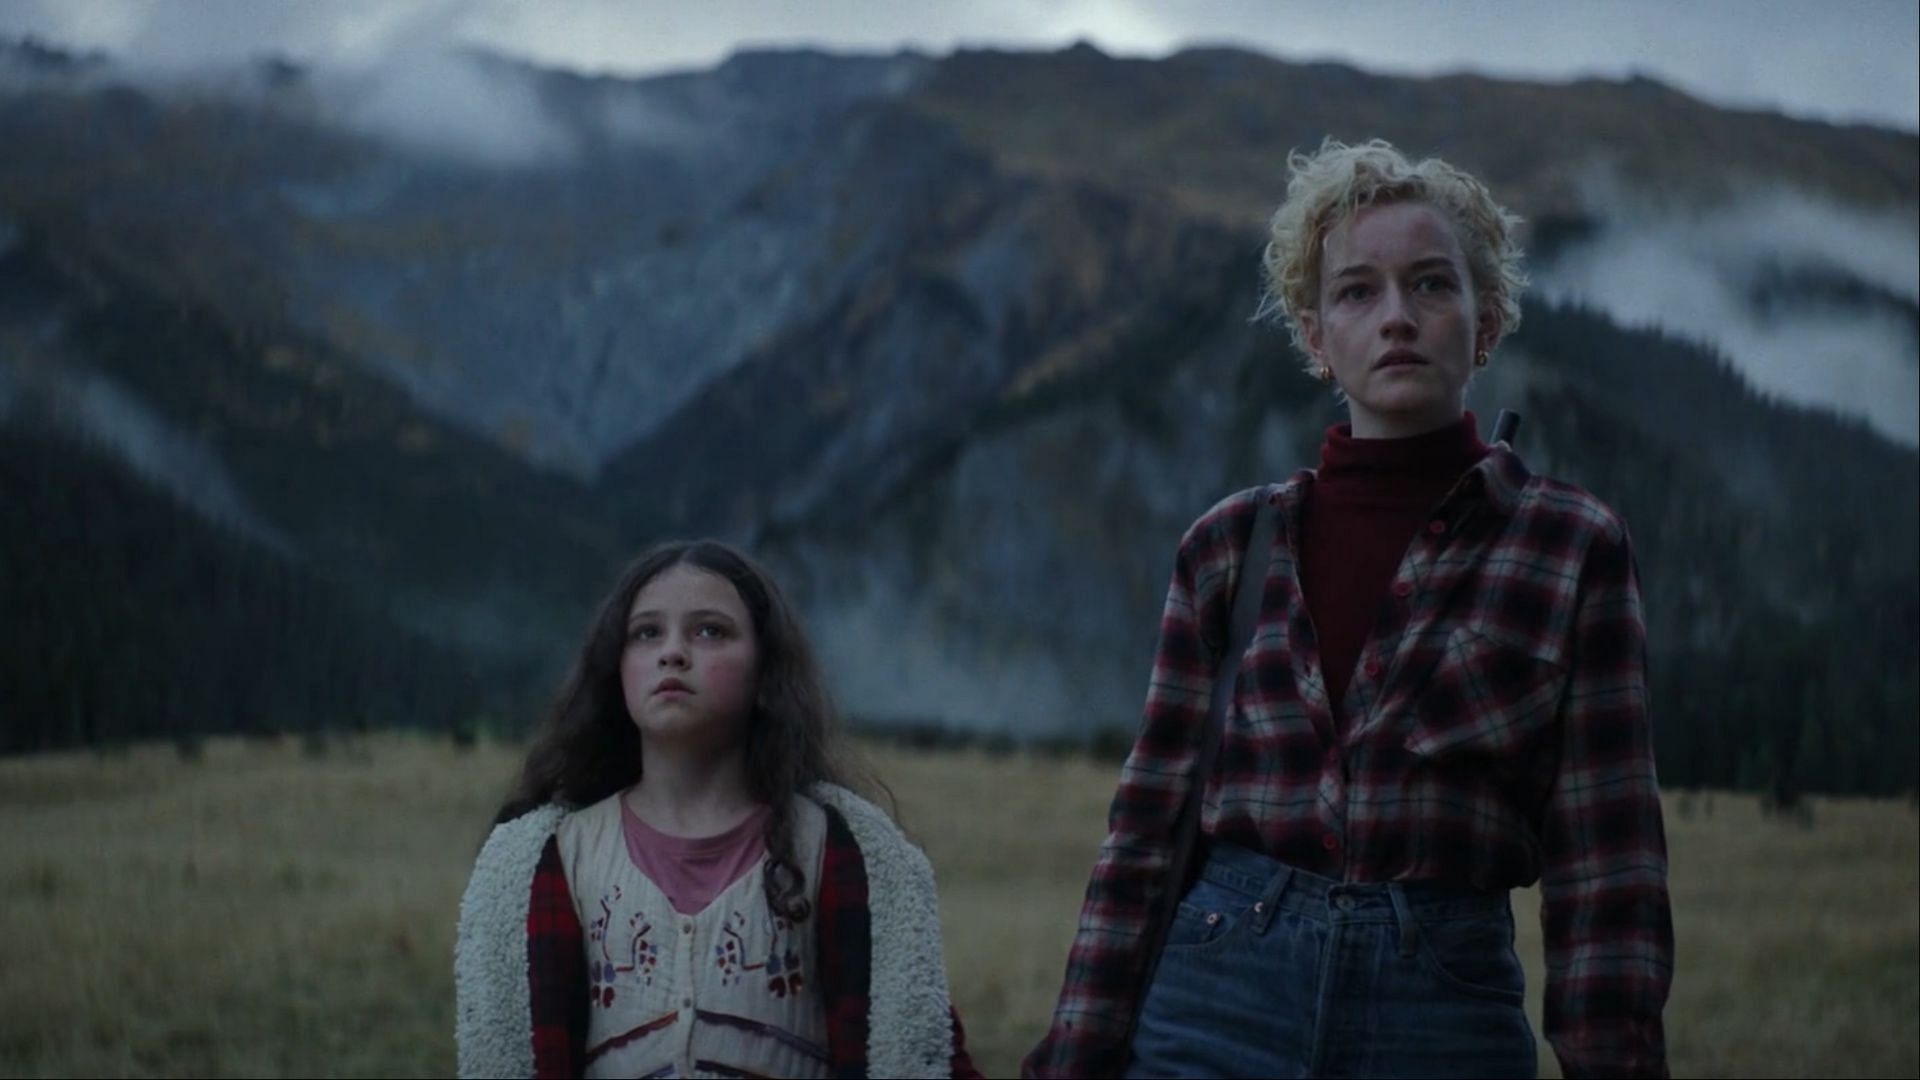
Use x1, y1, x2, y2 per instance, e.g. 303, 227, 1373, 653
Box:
1378, 286, 1417, 334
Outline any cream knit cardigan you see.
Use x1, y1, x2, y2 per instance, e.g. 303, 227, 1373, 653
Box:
454, 784, 957, 1079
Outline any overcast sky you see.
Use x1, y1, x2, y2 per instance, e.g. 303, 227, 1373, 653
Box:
3, 0, 1916, 132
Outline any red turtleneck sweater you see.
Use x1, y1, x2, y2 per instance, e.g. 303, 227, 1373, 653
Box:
1299, 412, 1488, 731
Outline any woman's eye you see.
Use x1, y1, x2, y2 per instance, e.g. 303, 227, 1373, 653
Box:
1337, 283, 1371, 302
1415, 274, 1455, 293
695, 623, 728, 640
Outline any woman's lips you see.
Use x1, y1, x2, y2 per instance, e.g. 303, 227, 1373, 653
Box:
1375, 350, 1429, 369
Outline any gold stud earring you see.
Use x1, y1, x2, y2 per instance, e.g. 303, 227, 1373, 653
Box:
1317, 365, 1333, 383
1474, 350, 1490, 368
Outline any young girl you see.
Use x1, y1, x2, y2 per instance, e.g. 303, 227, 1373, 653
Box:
456, 540, 979, 1079
1026, 140, 1672, 1078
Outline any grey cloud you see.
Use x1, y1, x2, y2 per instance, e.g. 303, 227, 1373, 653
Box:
315, 49, 576, 166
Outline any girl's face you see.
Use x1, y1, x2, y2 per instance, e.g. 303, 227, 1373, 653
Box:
1298, 200, 1498, 438
619, 564, 761, 752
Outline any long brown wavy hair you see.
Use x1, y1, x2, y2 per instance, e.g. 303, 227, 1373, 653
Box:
496, 539, 879, 922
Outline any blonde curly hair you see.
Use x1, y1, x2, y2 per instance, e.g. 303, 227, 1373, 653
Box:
1258, 138, 1528, 371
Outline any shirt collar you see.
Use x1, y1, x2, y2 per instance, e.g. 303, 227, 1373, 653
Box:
1469, 442, 1531, 516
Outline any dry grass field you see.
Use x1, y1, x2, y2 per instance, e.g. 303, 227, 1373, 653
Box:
2, 733, 1915, 1078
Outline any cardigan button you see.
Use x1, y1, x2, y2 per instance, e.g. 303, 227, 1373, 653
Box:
1392, 580, 1414, 598
1427, 519, 1447, 535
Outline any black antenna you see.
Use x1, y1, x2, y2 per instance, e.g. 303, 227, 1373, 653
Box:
1491, 408, 1521, 446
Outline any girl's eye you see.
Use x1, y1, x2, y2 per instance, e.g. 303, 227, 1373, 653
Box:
1337, 283, 1371, 302
628, 625, 659, 642
695, 623, 728, 640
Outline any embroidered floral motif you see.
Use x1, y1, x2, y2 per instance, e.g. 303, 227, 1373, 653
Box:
586, 884, 659, 1007
713, 909, 805, 997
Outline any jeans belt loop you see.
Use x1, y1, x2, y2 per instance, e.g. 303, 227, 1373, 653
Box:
1250, 865, 1292, 936
1387, 882, 1421, 958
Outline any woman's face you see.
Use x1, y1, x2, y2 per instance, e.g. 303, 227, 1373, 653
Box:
1299, 200, 1497, 438
619, 564, 760, 753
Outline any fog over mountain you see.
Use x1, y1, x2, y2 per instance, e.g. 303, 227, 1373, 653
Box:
3, 360, 292, 551
1535, 184, 1919, 445
5, 0, 1914, 131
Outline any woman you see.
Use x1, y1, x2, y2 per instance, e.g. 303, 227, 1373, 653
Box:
457, 540, 978, 1078
1025, 139, 1673, 1078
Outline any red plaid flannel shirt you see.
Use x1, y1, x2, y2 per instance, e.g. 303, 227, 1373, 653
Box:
1026, 447, 1673, 1079
528, 805, 979, 1078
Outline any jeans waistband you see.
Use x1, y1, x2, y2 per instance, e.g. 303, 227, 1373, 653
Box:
1194, 840, 1511, 927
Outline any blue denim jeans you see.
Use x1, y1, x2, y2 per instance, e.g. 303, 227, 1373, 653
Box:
1125, 843, 1536, 1079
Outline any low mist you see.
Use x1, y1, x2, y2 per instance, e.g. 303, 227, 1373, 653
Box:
1536, 185, 1920, 446
2, 359, 292, 552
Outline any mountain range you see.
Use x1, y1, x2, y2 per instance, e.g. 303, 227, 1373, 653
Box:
3, 37, 1914, 795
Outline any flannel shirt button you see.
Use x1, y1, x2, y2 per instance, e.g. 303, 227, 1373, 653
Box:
1362, 659, 1382, 679
1325, 749, 1339, 767
1253, 901, 1264, 914
1321, 832, 1339, 851
1428, 519, 1446, 535
1393, 580, 1414, 598
681, 921, 693, 934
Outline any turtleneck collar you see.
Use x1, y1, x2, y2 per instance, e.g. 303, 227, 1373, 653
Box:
1315, 411, 1489, 504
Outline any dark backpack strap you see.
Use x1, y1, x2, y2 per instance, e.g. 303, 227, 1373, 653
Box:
1123, 488, 1281, 1055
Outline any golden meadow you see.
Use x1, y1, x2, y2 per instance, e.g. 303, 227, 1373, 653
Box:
2, 734, 1915, 1078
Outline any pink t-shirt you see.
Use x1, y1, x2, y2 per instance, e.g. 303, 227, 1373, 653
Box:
619, 797, 772, 915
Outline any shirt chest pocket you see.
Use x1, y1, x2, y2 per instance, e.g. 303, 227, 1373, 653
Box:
1402, 624, 1568, 764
